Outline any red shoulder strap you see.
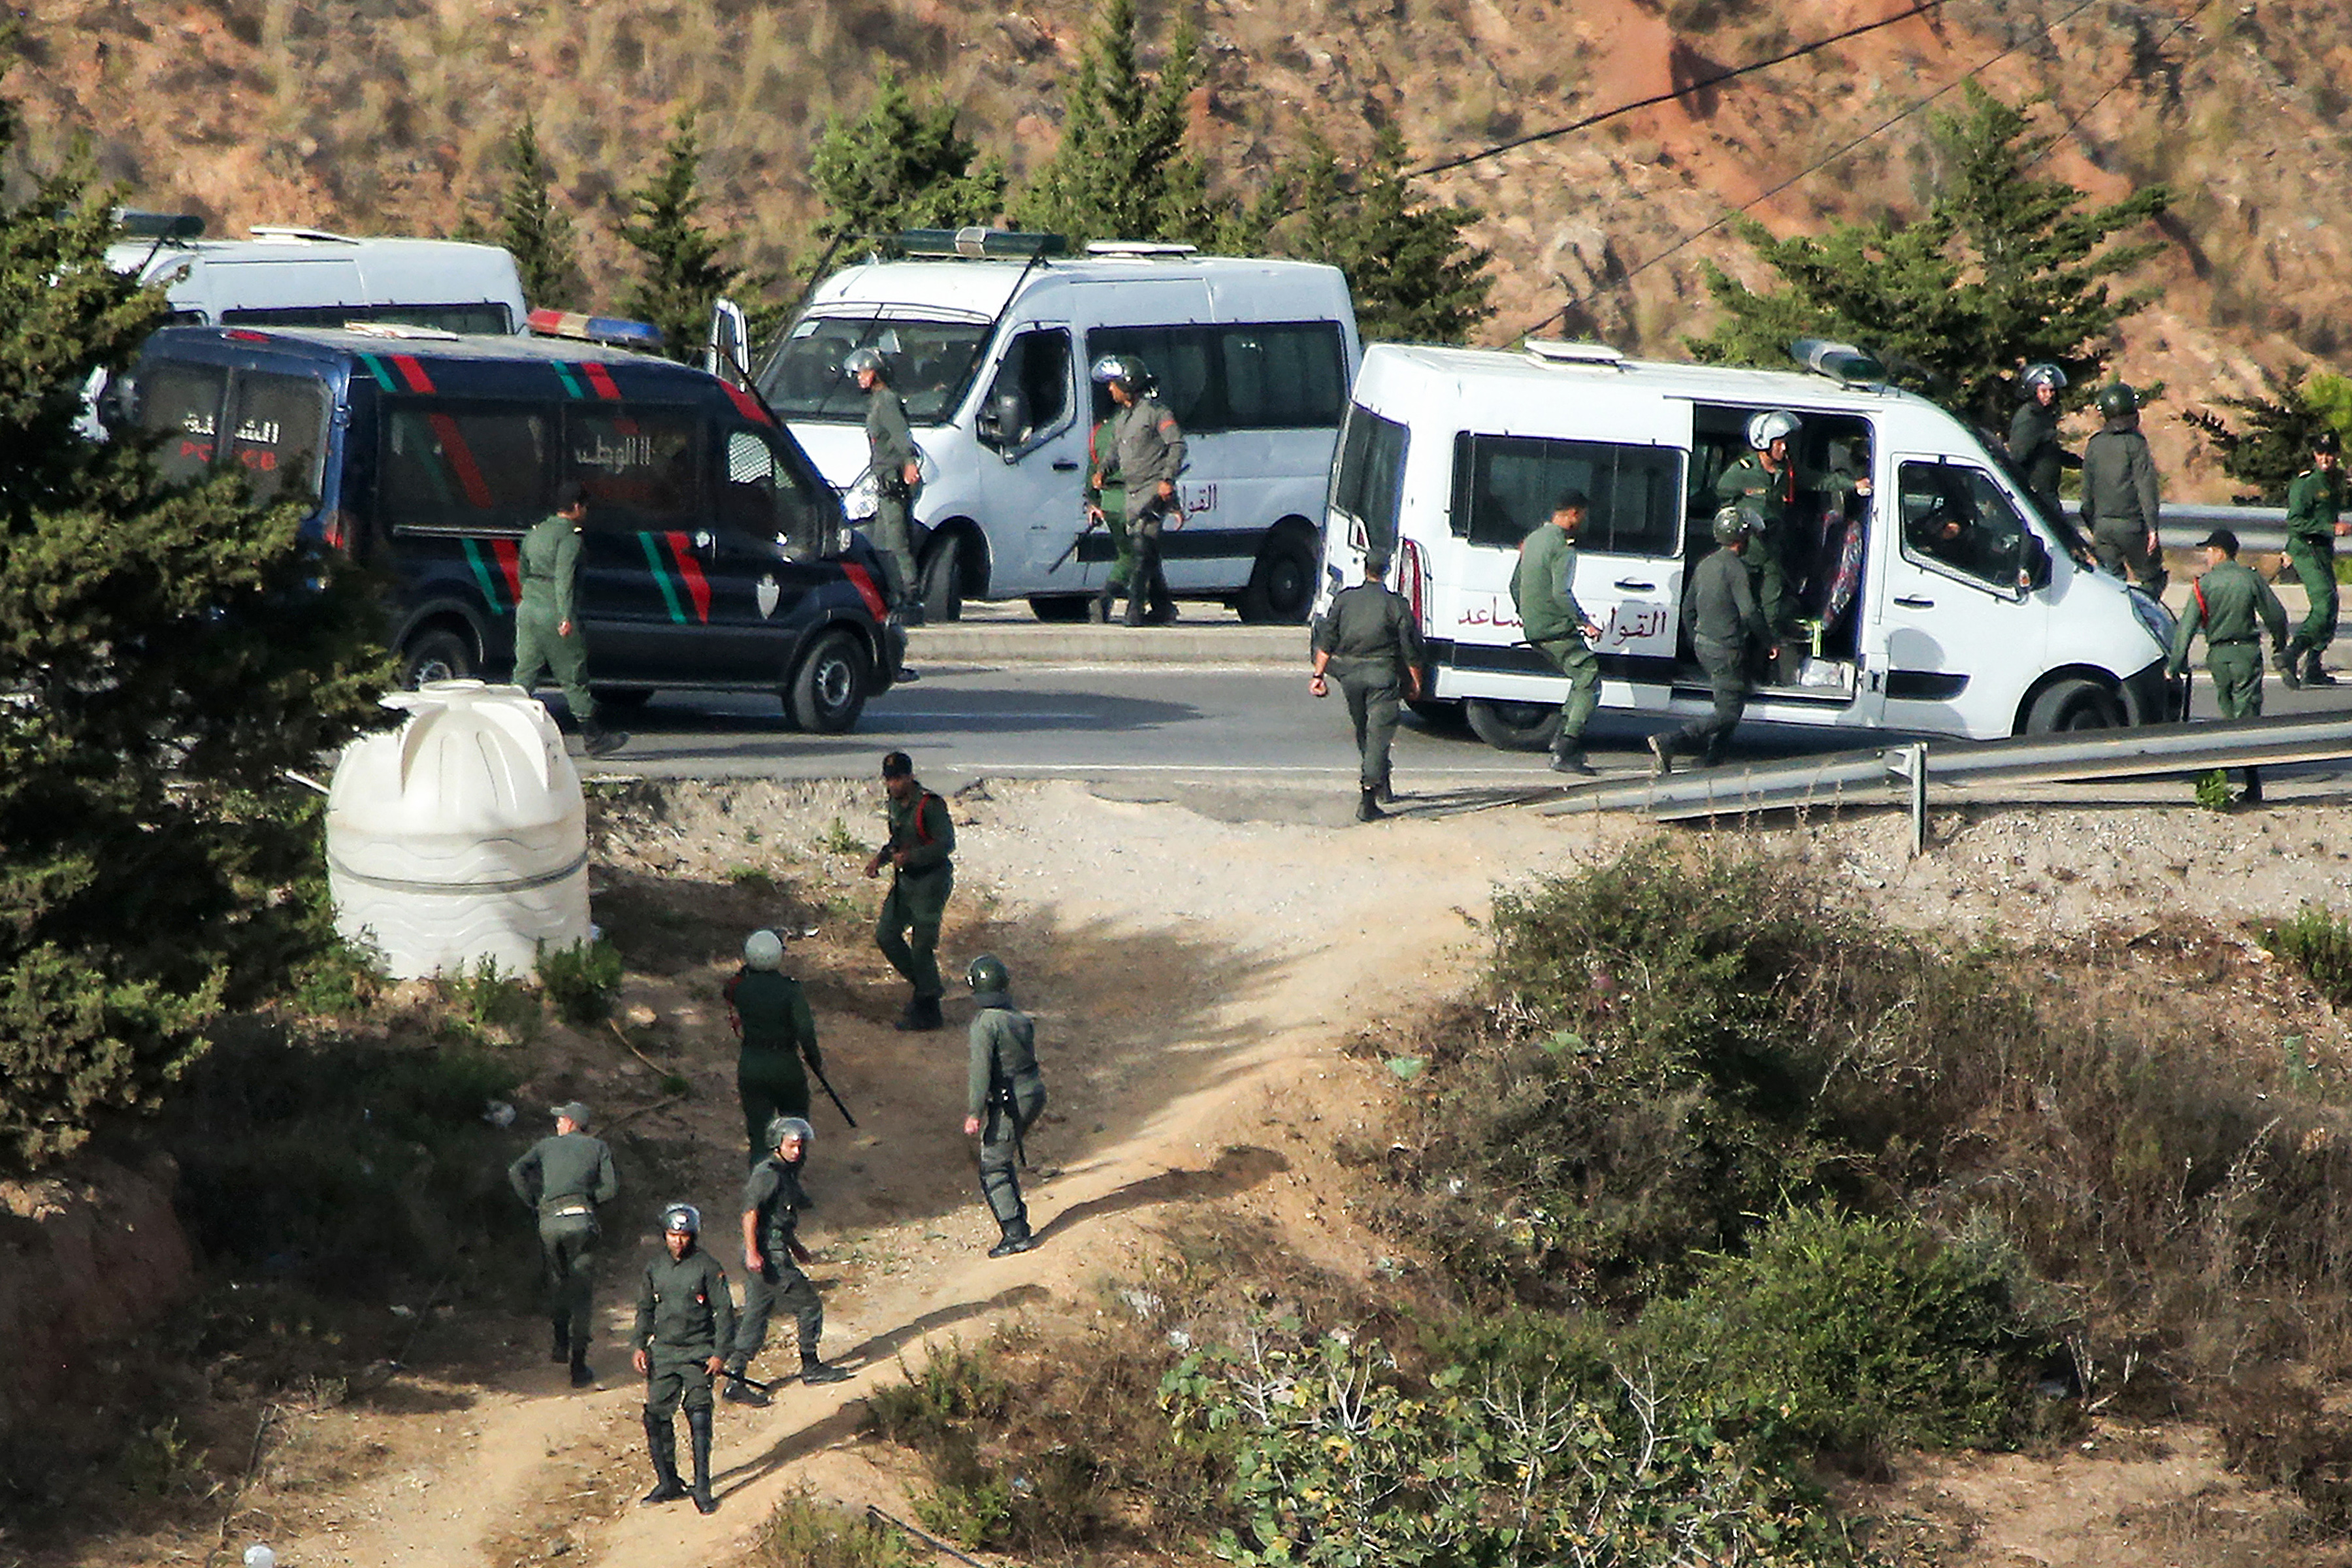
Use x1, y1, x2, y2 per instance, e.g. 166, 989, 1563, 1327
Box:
915, 792, 943, 846
2193, 581, 2208, 623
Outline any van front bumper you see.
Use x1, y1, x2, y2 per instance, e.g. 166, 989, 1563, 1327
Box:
2121, 657, 2188, 725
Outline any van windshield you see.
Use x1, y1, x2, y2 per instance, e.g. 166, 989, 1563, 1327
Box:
760, 314, 991, 425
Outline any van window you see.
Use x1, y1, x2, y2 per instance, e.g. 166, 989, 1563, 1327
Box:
1450, 434, 1681, 556
720, 427, 828, 555
382, 405, 551, 533
225, 371, 331, 508
568, 407, 698, 525
223, 302, 517, 334
1088, 326, 1215, 429
1330, 408, 1409, 557
763, 315, 992, 424
140, 363, 228, 483
1088, 322, 1347, 434
984, 329, 1073, 446
1897, 460, 2031, 593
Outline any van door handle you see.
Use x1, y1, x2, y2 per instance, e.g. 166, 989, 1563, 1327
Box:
1051, 459, 1079, 471
1613, 578, 1656, 591
1893, 595, 1935, 608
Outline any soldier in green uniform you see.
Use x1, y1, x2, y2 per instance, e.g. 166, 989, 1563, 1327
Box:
847, 346, 924, 622
1309, 550, 1427, 821
2279, 429, 2347, 689
1092, 355, 1184, 627
963, 955, 1047, 1258
1649, 506, 1778, 775
506, 1101, 620, 1387
2008, 364, 2080, 525
1084, 417, 1134, 623
725, 928, 823, 1166
722, 1115, 851, 1405
1509, 491, 1605, 777
2078, 384, 2168, 596
864, 751, 955, 1032
1714, 410, 1869, 651
2170, 527, 2291, 803
632, 1203, 737, 1515
512, 481, 623, 757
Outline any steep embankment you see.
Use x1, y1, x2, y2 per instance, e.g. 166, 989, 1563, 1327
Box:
7, 0, 2348, 479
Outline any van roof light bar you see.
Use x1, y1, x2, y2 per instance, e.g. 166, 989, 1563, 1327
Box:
1524, 340, 1627, 368
249, 225, 357, 244
527, 308, 665, 351
1791, 338, 1887, 385
897, 228, 1067, 259
1084, 240, 1199, 258
114, 208, 205, 241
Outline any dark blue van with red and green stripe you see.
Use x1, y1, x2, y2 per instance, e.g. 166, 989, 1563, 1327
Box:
127, 324, 904, 730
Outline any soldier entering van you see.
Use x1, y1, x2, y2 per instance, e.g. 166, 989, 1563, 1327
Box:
514, 481, 624, 757
2008, 364, 2080, 525
1092, 355, 1183, 626
846, 346, 924, 623
2079, 384, 2167, 596
1714, 410, 1869, 653
1649, 506, 1777, 776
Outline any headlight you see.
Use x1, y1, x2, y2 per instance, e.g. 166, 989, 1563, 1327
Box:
2128, 585, 2174, 652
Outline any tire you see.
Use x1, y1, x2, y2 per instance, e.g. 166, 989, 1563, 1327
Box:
921, 534, 965, 623
591, 686, 655, 710
1465, 697, 1561, 752
1239, 524, 1318, 624
787, 630, 871, 734
2024, 676, 2123, 734
400, 625, 475, 688
1028, 595, 1091, 623
1407, 698, 1465, 730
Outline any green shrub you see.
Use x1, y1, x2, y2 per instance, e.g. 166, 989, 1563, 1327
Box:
910, 1477, 1011, 1550
752, 1491, 923, 1568
440, 956, 539, 1042
536, 937, 623, 1027
864, 1340, 1011, 1451
2268, 905, 2352, 1009
288, 934, 387, 1018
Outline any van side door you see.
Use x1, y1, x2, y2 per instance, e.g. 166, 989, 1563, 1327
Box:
562, 402, 706, 678
971, 325, 1083, 588
374, 398, 557, 672
698, 423, 849, 679
1871, 455, 2051, 738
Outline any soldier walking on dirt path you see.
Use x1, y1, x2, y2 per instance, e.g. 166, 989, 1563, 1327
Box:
723, 1115, 850, 1405
633, 1203, 736, 1515
506, 1101, 619, 1388
2169, 527, 2289, 804
865, 751, 955, 1032
964, 955, 1046, 1257
727, 928, 823, 1167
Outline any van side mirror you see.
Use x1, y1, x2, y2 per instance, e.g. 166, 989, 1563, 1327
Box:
975, 403, 1004, 448
2022, 534, 2053, 593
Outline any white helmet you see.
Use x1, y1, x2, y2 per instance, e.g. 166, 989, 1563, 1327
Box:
842, 346, 886, 378
661, 1202, 701, 1235
743, 929, 784, 971
1746, 410, 1801, 450
2021, 363, 2067, 393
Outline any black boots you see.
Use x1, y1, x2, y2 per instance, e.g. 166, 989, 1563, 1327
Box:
800, 1358, 851, 1384
580, 720, 627, 759
642, 1411, 687, 1505
2242, 768, 2265, 805
2306, 649, 2337, 687
1356, 787, 1386, 823
551, 1320, 570, 1364
893, 995, 944, 1032
722, 1369, 770, 1407
1550, 738, 1595, 776
686, 1406, 717, 1514
2279, 646, 2304, 690
569, 1346, 595, 1387
988, 1218, 1037, 1258
1089, 583, 1121, 622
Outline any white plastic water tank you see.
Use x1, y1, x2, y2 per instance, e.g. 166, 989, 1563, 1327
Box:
326, 681, 591, 981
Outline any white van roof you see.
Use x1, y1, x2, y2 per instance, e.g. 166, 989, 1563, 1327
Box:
1361, 341, 1931, 421
803, 253, 1351, 322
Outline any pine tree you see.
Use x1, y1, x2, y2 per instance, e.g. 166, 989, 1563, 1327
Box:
1274, 125, 1494, 343
1691, 83, 2166, 427
0, 50, 391, 1169
2187, 370, 2352, 502
491, 114, 584, 312
1010, 0, 1219, 248
619, 112, 740, 364
809, 73, 1008, 258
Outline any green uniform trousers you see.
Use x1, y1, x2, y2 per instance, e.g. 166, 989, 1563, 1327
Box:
2286, 538, 2339, 657
729, 1260, 824, 1372
1331, 661, 1402, 791
981, 1087, 1046, 1230
2207, 642, 2265, 719
644, 1350, 715, 1418
512, 604, 598, 724
877, 870, 952, 1000
538, 1209, 600, 1350
1662, 639, 1750, 766
737, 1054, 811, 1162
2089, 517, 2168, 593
1532, 636, 1600, 745
872, 494, 918, 609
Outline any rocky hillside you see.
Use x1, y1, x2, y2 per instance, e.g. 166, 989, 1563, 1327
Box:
9, 0, 2349, 491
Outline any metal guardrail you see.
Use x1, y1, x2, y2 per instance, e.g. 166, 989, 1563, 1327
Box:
2161, 502, 2290, 555
1548, 714, 2352, 840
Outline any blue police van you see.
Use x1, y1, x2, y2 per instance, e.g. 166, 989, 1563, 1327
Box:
125, 321, 905, 730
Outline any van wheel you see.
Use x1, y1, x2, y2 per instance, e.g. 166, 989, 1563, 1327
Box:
401, 626, 475, 688
1465, 698, 1561, 751
591, 686, 655, 710
921, 535, 965, 623
1408, 698, 1465, 730
787, 630, 870, 733
1028, 595, 1090, 623
1239, 525, 1318, 623
2025, 677, 2121, 734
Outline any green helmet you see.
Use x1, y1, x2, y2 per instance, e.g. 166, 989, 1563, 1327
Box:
966, 953, 1009, 992
1712, 504, 1756, 546
2095, 383, 2139, 419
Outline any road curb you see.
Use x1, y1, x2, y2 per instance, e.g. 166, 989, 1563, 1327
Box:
904, 623, 1308, 668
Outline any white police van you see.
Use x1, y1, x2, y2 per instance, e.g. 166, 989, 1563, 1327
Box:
107, 212, 527, 333
755, 230, 1360, 621
1318, 340, 2183, 750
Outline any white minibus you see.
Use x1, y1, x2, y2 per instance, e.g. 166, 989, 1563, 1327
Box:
1318, 340, 2185, 749
108, 214, 527, 334
759, 231, 1360, 621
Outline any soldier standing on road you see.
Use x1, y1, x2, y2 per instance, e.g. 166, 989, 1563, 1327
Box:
1084, 416, 1133, 623
2079, 384, 2168, 596
1092, 355, 1184, 627
2170, 527, 2290, 804
2279, 429, 2347, 689
964, 955, 1046, 1258
1649, 506, 1778, 776
847, 346, 924, 623
506, 1101, 619, 1388
512, 481, 623, 758
1310, 550, 1427, 821
2008, 364, 2080, 525
726, 928, 823, 1167
1714, 410, 1869, 651
633, 1203, 736, 1515
722, 1115, 850, 1406
864, 751, 955, 1032
1510, 492, 1603, 777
